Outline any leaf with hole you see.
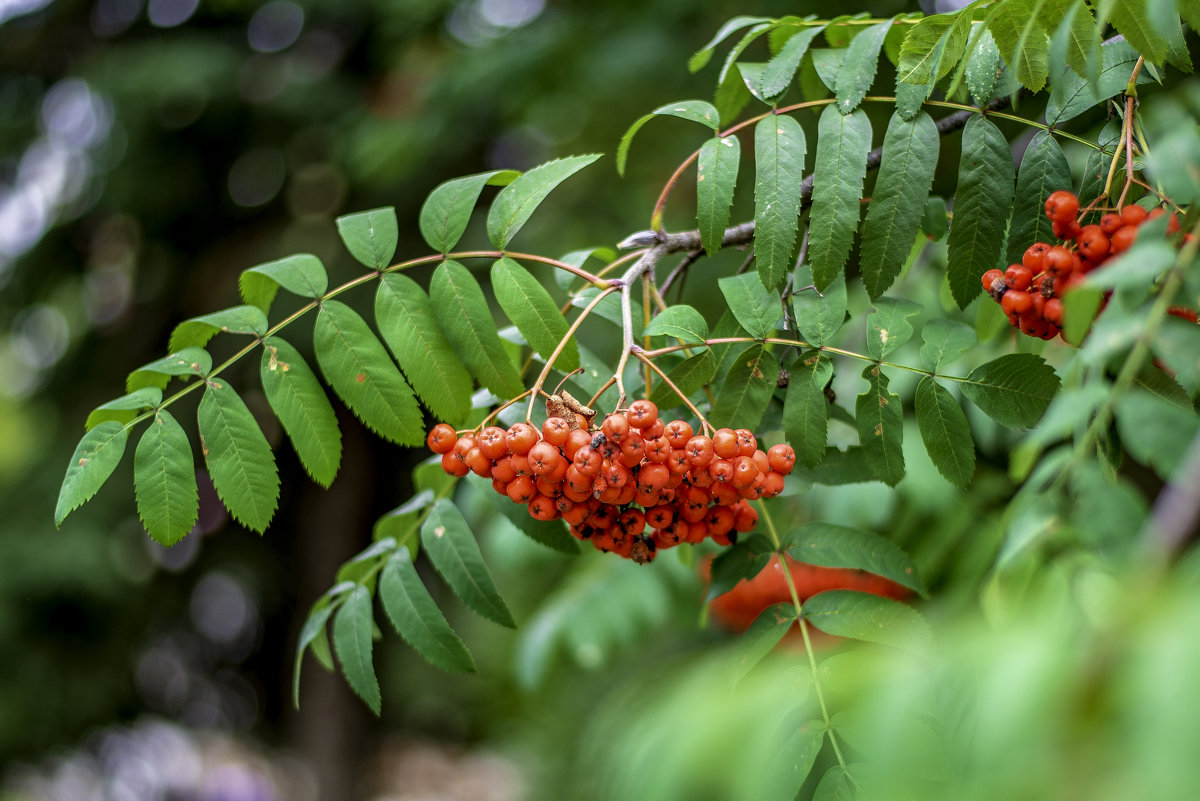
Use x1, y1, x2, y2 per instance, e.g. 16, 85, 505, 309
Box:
491, 258, 579, 372
55, 421, 129, 526
947, 115, 1015, 309
420, 170, 520, 253
754, 114, 807, 291
865, 297, 921, 361
808, 106, 872, 291
375, 274, 473, 423
856, 365, 904, 486
431, 260, 525, 400
960, 353, 1060, 428
803, 589, 931, 652
133, 410, 198, 546
487, 155, 601, 247
697, 135, 741, 256
314, 300, 424, 446
337, 207, 398, 271
860, 112, 939, 300
421, 499, 515, 628
260, 336, 342, 487
198, 379, 280, 533
380, 548, 476, 673
914, 377, 975, 488
333, 585, 381, 715
239, 253, 327, 314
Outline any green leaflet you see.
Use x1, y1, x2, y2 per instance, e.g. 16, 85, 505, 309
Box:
711, 344, 779, 430
803, 590, 931, 652
796, 447, 877, 486
914, 377, 975, 488
419, 170, 520, 253
1103, 0, 1167, 64
717, 22, 774, 85
964, 30, 1003, 105
1085, 238, 1177, 291
86, 387, 163, 430
792, 263, 847, 346
482, 489, 579, 555
491, 258, 579, 373
238, 253, 328, 315
697, 135, 741, 256
421, 499, 515, 628
1047, 0, 1100, 81
919, 318, 977, 371
865, 297, 922, 360
1006, 131, 1072, 264
859, 112, 939, 300
715, 60, 755, 126
487, 155, 602, 247
644, 304, 709, 345
719, 272, 782, 338
747, 718, 825, 801
55, 421, 129, 526
197, 379, 280, 533
812, 766, 855, 801
856, 365, 905, 486
260, 336, 342, 488
1047, 38, 1152, 124
1154, 318, 1200, 396
689, 15, 774, 73
618, 101, 720, 176
835, 19, 892, 112
946, 116, 1015, 309
133, 409, 199, 546
336, 207, 398, 271
785, 520, 927, 595
810, 48, 846, 92
333, 585, 381, 715
169, 305, 268, 353
783, 353, 833, 469
753, 114, 807, 291
894, 78, 933, 121
898, 7, 973, 85
314, 300, 424, 446
960, 353, 1060, 428
761, 25, 825, 97
380, 548, 476, 673
126, 347, 212, 392
1062, 287, 1104, 347
293, 601, 332, 708
431, 260, 525, 399
729, 604, 798, 685
808, 106, 872, 291
375, 273, 473, 423
987, 0, 1051, 91
649, 351, 717, 410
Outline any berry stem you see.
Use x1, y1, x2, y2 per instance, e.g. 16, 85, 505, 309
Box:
526, 285, 619, 422
632, 350, 714, 435
756, 500, 851, 775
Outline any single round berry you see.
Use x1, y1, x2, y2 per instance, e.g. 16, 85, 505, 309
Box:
441, 450, 470, 477
528, 441, 563, 476
507, 475, 536, 504
627, 399, 659, 429
1110, 225, 1138, 254
1045, 190, 1079, 223
541, 417, 571, 447
1099, 213, 1123, 235
1023, 242, 1052, 272
477, 426, 509, 460
685, 435, 715, 467
1044, 246, 1074, 277
1005, 264, 1033, 291
1001, 290, 1033, 316
1120, 204, 1148, 226
981, 268, 1006, 291
734, 429, 757, 457
505, 423, 539, 455
1077, 225, 1110, 261
602, 412, 631, 442
664, 420, 694, 448
427, 424, 457, 454
767, 443, 796, 475
712, 428, 739, 460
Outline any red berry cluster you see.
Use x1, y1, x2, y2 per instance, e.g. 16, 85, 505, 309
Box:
981, 191, 1175, 341
427, 400, 796, 564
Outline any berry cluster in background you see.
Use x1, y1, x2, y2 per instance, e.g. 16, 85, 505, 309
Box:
428, 400, 796, 564
981, 191, 1176, 341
